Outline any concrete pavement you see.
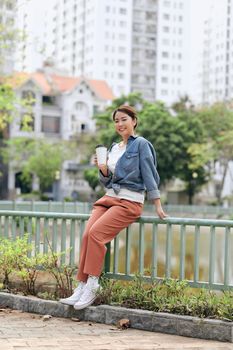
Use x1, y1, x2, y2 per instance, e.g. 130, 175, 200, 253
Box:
0, 309, 232, 350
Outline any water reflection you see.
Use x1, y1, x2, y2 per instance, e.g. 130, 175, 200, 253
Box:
113, 223, 233, 285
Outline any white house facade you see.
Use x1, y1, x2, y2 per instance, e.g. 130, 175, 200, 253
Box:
8, 70, 114, 200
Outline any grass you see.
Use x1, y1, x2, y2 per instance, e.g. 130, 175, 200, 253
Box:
95, 277, 233, 322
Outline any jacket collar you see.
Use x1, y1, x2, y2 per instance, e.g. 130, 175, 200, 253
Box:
109, 134, 138, 151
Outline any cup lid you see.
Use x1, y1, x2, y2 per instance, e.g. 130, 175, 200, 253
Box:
95, 144, 106, 148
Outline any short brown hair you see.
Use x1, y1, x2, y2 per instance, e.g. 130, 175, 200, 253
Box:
112, 105, 138, 129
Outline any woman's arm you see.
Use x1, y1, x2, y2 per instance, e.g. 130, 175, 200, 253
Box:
139, 142, 167, 219
94, 155, 112, 186
153, 198, 167, 220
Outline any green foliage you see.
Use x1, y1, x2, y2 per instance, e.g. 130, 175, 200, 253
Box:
137, 101, 186, 184
95, 94, 233, 203
0, 0, 27, 132
84, 167, 99, 190
0, 84, 15, 131
96, 277, 233, 321
0, 237, 18, 289
0, 0, 22, 53
1, 138, 76, 191
0, 233, 77, 297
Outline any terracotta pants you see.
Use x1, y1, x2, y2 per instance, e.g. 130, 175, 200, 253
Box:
77, 195, 143, 281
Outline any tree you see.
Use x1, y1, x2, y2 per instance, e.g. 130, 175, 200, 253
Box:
94, 95, 209, 203
83, 168, 99, 191
1, 137, 75, 194
171, 94, 194, 114
0, 0, 25, 129
175, 110, 208, 204
196, 103, 233, 203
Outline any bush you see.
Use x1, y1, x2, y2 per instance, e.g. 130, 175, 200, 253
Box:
0, 234, 77, 297
96, 277, 233, 321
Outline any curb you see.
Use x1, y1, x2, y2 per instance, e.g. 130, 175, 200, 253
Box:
0, 292, 232, 343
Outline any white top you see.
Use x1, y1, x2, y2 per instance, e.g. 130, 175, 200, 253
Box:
106, 143, 144, 204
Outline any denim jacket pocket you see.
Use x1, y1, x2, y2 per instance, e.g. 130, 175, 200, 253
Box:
123, 152, 139, 171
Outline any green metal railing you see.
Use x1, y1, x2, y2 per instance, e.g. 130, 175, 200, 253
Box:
0, 200, 232, 217
0, 210, 232, 291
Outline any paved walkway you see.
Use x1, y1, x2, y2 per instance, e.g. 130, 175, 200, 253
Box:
0, 309, 232, 350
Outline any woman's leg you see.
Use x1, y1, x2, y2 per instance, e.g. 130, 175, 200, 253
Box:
73, 196, 142, 310
77, 198, 108, 282
83, 197, 143, 277
59, 198, 108, 306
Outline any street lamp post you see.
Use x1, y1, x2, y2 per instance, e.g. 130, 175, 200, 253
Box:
53, 170, 60, 201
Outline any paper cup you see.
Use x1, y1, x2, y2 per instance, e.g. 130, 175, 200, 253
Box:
95, 145, 107, 165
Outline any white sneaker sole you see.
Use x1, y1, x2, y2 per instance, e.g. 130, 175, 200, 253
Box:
59, 298, 78, 306
73, 296, 97, 310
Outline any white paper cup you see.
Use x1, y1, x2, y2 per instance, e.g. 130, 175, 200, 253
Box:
95, 145, 107, 166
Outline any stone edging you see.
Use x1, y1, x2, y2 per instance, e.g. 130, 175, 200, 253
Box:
0, 292, 232, 343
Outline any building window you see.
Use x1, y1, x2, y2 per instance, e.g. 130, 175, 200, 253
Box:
119, 8, 127, 14
161, 90, 168, 96
42, 96, 55, 105
163, 26, 169, 33
118, 59, 125, 66
162, 77, 168, 83
119, 46, 126, 53
146, 49, 156, 59
22, 90, 36, 106
162, 51, 169, 58
81, 123, 87, 133
119, 34, 125, 40
162, 64, 169, 71
163, 39, 170, 45
163, 14, 170, 20
164, 1, 170, 7
120, 21, 126, 27
20, 113, 35, 131
42, 116, 60, 133
93, 105, 100, 115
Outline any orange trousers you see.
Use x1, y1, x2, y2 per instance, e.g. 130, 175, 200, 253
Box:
77, 195, 143, 281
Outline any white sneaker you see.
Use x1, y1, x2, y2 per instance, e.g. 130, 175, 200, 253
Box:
59, 282, 86, 306
73, 283, 100, 310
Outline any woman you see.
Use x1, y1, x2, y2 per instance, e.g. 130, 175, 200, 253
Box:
60, 105, 167, 310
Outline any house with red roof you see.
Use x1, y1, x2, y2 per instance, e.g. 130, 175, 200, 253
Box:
6, 70, 114, 200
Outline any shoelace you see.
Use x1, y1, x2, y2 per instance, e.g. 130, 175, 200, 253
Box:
79, 284, 98, 302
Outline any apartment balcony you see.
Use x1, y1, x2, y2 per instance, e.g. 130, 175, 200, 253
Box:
64, 162, 93, 171
134, 0, 157, 10
42, 104, 61, 117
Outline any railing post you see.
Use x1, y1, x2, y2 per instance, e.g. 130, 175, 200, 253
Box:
104, 242, 111, 273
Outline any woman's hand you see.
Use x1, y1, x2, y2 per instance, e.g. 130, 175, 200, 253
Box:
94, 155, 108, 176
156, 205, 167, 220
153, 198, 168, 220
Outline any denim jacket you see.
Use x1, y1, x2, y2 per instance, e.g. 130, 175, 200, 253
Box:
99, 135, 160, 200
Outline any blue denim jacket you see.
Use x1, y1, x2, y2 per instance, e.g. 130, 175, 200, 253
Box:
99, 135, 160, 200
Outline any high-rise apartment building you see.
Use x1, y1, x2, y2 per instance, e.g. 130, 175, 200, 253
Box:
0, 0, 16, 74
202, 0, 233, 105
14, 0, 191, 105
130, 0, 190, 103
14, 0, 57, 73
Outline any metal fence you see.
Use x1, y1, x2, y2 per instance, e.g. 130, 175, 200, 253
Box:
0, 210, 232, 291
0, 200, 232, 217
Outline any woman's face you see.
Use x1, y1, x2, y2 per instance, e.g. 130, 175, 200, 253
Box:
114, 111, 136, 139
